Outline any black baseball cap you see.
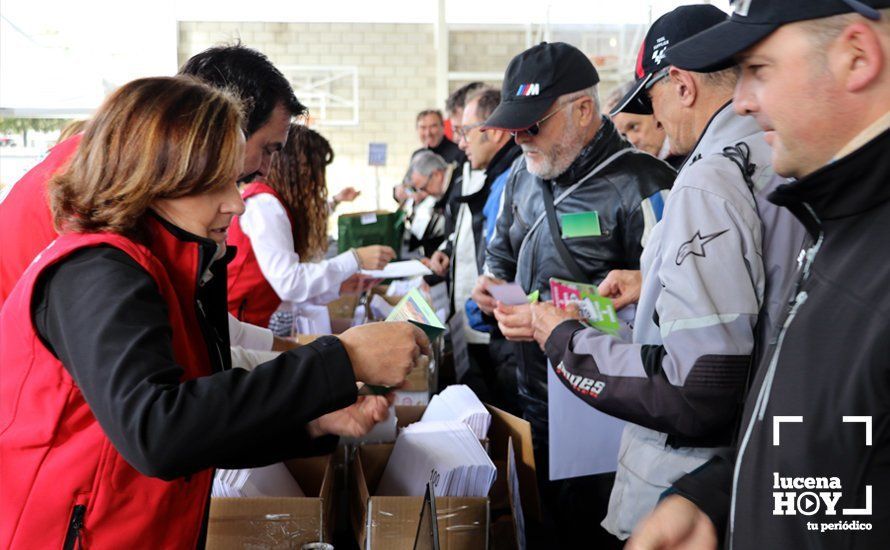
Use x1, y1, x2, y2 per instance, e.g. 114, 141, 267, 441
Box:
483, 42, 599, 131
668, 0, 890, 73
611, 4, 728, 116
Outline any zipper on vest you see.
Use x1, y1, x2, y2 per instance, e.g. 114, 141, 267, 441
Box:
238, 298, 247, 322
196, 299, 226, 371
62, 504, 86, 550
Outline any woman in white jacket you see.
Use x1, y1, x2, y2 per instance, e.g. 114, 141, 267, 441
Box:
227, 124, 394, 333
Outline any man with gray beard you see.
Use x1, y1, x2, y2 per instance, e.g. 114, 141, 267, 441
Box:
470, 42, 675, 547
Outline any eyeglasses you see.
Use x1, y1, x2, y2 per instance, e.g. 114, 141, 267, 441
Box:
509, 101, 572, 138
456, 122, 485, 141
409, 173, 433, 193
643, 67, 670, 103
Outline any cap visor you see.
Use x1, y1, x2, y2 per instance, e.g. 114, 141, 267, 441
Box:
482, 95, 555, 131
667, 20, 778, 72
609, 74, 653, 117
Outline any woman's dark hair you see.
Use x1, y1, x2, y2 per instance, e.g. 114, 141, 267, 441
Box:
179, 43, 307, 136
266, 124, 335, 261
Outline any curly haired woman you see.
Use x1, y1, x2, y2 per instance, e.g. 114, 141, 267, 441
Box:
227, 124, 395, 331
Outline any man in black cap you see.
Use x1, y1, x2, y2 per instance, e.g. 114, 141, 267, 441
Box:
471, 41, 675, 547
526, 3, 806, 541
627, 2, 890, 549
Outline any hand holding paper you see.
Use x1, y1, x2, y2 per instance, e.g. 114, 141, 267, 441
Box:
487, 282, 530, 306
338, 322, 430, 387
597, 269, 642, 310
470, 275, 505, 315
385, 288, 446, 340
421, 251, 450, 277
531, 301, 581, 349
355, 245, 397, 270
309, 394, 394, 438
362, 259, 432, 279
333, 186, 361, 205
550, 278, 620, 336
494, 302, 535, 342
340, 273, 380, 295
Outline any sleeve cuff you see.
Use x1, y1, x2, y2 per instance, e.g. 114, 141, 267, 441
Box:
544, 319, 586, 366
306, 335, 359, 412
668, 458, 732, 539
334, 250, 360, 274
230, 346, 281, 371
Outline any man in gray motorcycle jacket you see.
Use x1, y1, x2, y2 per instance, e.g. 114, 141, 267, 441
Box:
530, 6, 805, 540
471, 41, 675, 547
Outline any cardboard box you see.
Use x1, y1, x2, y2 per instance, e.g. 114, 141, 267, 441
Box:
351, 443, 489, 550
349, 405, 540, 549
207, 456, 334, 549
390, 405, 540, 522
327, 294, 360, 334
484, 405, 541, 523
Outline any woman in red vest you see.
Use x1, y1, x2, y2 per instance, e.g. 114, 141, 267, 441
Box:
227, 124, 396, 329
0, 76, 427, 549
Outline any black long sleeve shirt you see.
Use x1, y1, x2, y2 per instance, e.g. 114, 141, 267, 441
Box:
33, 246, 358, 480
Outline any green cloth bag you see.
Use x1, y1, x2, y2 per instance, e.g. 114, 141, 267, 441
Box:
337, 210, 405, 255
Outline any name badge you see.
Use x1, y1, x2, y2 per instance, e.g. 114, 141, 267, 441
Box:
561, 211, 601, 238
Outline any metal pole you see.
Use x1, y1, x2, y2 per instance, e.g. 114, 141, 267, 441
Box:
434, 0, 448, 109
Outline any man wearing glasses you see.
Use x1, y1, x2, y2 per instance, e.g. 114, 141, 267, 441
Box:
470, 41, 675, 547
404, 151, 454, 259
528, 4, 805, 542
448, 88, 523, 412
628, 0, 890, 548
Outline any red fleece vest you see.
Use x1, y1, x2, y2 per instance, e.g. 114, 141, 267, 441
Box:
226, 182, 295, 327
0, 134, 82, 309
0, 219, 213, 549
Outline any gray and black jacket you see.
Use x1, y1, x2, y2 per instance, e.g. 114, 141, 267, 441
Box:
485, 116, 675, 447
671, 124, 890, 549
544, 103, 806, 538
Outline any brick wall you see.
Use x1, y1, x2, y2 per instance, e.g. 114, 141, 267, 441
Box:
178, 21, 642, 216
179, 21, 436, 215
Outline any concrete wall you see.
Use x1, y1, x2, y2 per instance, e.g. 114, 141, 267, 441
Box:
180, 21, 437, 215
178, 21, 642, 216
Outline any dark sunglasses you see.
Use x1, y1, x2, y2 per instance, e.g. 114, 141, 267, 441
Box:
509, 103, 570, 138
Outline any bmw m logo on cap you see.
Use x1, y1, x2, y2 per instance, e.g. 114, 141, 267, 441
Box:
516, 83, 540, 96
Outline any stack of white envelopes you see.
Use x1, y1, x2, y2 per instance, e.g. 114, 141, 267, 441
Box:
376, 420, 496, 497
212, 463, 305, 498
420, 384, 492, 440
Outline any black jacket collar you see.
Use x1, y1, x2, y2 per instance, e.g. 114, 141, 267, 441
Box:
148, 212, 236, 278
455, 141, 523, 208
552, 116, 628, 187
146, 212, 234, 372
428, 137, 464, 165
769, 128, 890, 238
486, 140, 522, 185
